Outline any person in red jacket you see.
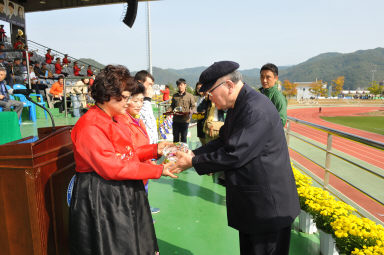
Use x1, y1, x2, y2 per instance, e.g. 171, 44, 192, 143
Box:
22, 46, 33, 62
63, 54, 70, 65
45, 49, 53, 64
54, 57, 68, 76
89, 75, 95, 86
86, 65, 93, 76
160, 85, 170, 101
73, 61, 81, 76
54, 57, 62, 74
69, 65, 176, 254
0, 25, 6, 42
13, 36, 24, 49
115, 83, 149, 185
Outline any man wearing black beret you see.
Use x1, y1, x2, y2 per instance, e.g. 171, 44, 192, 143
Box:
171, 61, 300, 255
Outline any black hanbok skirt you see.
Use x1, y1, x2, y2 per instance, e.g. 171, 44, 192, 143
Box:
69, 172, 159, 255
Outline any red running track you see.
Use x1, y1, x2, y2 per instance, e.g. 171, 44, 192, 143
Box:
288, 107, 384, 169
287, 106, 384, 221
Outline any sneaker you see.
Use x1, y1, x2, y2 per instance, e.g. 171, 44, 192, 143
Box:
151, 207, 160, 214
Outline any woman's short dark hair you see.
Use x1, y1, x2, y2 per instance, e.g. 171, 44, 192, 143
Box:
130, 82, 145, 97
91, 65, 136, 104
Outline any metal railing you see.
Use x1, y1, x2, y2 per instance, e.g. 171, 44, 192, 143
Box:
286, 116, 384, 225
27, 40, 101, 72
62, 77, 92, 118
157, 99, 171, 120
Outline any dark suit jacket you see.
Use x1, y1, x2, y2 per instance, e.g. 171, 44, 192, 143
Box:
192, 84, 300, 234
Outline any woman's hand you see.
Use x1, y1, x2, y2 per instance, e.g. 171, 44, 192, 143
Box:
162, 162, 178, 178
157, 141, 175, 156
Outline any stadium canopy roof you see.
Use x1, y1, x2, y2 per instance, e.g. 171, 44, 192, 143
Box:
23, 0, 154, 13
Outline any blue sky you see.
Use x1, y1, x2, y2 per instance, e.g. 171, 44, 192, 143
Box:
22, 0, 384, 72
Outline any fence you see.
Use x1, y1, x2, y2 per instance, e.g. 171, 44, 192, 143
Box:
286, 116, 384, 225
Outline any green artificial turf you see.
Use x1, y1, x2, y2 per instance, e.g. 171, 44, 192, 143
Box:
321, 116, 384, 135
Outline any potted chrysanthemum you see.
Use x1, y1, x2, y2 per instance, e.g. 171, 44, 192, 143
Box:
331, 214, 384, 254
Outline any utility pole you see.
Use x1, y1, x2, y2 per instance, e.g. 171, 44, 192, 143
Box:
371, 64, 377, 84
146, 2, 152, 75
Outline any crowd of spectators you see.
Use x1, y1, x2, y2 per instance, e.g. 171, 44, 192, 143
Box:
0, 35, 98, 117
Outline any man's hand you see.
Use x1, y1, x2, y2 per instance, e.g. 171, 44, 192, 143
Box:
157, 141, 175, 156
0, 95, 4, 100
169, 151, 194, 174
162, 162, 178, 178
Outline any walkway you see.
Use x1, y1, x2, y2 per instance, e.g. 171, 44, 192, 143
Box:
17, 117, 320, 254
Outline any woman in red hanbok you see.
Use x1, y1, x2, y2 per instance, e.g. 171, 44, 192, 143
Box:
70, 65, 176, 255
115, 83, 151, 186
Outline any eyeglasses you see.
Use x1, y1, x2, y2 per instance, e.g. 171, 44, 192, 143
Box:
121, 95, 131, 102
207, 81, 226, 98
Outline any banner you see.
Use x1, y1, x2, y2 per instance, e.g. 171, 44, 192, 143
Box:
0, 0, 25, 27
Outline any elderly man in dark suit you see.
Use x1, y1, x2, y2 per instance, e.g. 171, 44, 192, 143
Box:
171, 61, 300, 255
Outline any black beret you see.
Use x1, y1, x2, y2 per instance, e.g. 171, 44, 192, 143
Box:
198, 61, 239, 92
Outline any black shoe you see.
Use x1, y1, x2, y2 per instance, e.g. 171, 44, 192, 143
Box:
218, 177, 226, 187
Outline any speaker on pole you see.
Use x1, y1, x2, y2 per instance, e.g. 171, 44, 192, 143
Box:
123, 0, 138, 28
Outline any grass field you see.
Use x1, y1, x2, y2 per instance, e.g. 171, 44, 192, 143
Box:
320, 116, 384, 135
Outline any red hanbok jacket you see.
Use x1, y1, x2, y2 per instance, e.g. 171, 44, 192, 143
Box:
115, 113, 152, 185
115, 113, 150, 149
45, 53, 53, 64
71, 106, 163, 180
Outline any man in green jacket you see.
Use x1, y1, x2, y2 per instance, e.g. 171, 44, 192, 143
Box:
259, 63, 287, 126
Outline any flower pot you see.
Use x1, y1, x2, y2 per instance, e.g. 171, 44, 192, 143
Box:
319, 229, 339, 255
299, 210, 317, 234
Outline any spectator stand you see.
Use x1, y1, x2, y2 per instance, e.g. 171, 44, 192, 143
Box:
27, 40, 101, 77
0, 40, 101, 120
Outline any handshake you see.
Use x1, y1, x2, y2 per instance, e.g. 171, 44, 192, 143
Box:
157, 141, 195, 178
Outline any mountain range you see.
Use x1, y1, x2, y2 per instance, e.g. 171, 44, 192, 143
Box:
83, 47, 384, 90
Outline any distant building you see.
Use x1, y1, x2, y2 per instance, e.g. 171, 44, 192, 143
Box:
341, 90, 370, 95
295, 81, 327, 100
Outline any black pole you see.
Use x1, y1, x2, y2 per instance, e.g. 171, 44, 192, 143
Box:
25, 94, 56, 131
